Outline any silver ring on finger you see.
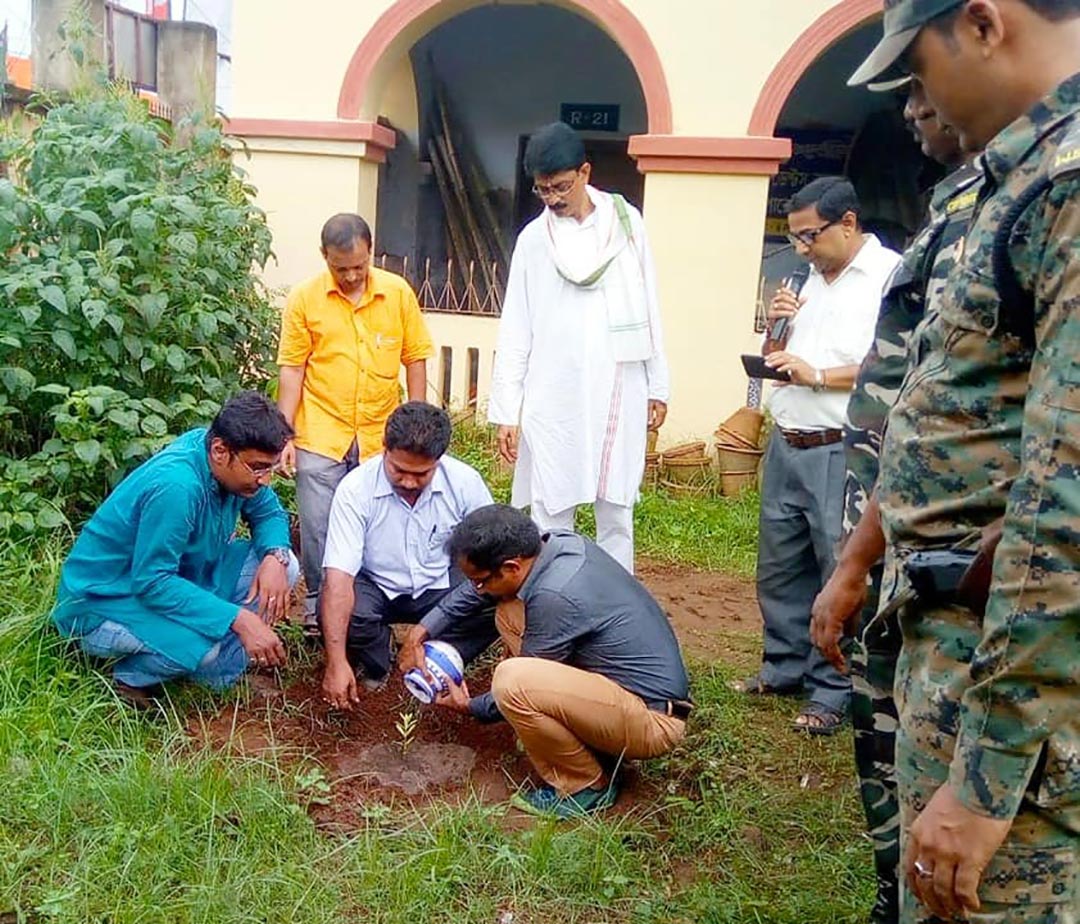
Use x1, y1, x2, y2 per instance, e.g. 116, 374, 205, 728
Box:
914, 860, 933, 879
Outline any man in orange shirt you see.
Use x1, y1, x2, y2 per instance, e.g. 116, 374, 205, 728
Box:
277, 213, 434, 636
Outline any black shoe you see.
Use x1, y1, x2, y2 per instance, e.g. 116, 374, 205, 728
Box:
113, 680, 164, 710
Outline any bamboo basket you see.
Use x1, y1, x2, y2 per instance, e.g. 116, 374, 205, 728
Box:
718, 407, 764, 448
716, 443, 764, 474
659, 478, 714, 499
720, 469, 759, 497
661, 441, 707, 460
641, 451, 661, 490
714, 424, 760, 451
661, 453, 712, 487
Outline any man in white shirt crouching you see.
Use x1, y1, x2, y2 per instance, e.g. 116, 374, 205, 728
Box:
734, 177, 901, 737
318, 402, 495, 709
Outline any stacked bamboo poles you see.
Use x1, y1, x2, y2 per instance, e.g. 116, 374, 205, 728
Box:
425, 69, 508, 311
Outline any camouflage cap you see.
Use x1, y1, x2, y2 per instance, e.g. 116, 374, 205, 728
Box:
848, 0, 965, 86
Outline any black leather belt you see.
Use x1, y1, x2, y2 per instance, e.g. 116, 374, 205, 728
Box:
646, 698, 693, 720
779, 427, 843, 449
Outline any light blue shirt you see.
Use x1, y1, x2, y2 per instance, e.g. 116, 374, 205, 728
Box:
322, 453, 493, 599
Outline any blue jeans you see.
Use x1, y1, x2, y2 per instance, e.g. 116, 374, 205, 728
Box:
79, 544, 300, 690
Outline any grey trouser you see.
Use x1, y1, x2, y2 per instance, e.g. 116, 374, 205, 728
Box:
755, 427, 850, 713
296, 443, 359, 618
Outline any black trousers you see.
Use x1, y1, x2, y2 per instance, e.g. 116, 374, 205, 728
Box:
345, 571, 497, 680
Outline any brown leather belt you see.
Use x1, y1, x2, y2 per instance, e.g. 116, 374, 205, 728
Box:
779, 428, 844, 449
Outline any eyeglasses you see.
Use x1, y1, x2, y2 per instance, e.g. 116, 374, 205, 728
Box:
232, 453, 276, 478
469, 565, 504, 591
787, 221, 837, 248
532, 174, 579, 200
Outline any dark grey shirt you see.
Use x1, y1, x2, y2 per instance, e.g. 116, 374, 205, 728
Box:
421, 531, 691, 722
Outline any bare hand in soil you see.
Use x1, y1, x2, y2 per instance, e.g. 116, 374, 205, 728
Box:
397, 624, 431, 678
323, 659, 361, 710
497, 425, 519, 465
246, 555, 290, 625
434, 677, 472, 713
233, 608, 287, 669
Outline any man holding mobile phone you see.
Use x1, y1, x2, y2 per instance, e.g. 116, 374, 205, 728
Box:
733, 178, 901, 738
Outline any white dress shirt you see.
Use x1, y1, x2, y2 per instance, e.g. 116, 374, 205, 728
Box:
322, 454, 494, 599
767, 234, 901, 431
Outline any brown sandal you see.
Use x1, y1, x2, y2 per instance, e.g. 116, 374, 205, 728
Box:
793, 702, 846, 736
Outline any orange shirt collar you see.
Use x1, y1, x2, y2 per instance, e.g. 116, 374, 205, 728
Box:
322, 267, 386, 307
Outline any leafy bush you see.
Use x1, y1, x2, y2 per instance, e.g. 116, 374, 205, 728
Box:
0, 85, 277, 536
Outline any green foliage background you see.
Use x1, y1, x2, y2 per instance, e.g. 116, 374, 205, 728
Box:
0, 86, 277, 536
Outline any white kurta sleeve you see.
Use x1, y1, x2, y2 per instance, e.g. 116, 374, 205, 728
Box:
636, 215, 670, 403
487, 242, 533, 425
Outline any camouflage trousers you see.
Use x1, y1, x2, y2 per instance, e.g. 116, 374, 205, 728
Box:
852, 563, 902, 924
895, 598, 1080, 923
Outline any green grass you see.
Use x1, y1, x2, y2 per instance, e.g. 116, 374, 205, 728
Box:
0, 477, 870, 922
449, 421, 760, 577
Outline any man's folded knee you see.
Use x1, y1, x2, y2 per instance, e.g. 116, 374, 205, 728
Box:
492, 657, 546, 708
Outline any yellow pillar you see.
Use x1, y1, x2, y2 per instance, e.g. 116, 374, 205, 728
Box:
641, 170, 772, 444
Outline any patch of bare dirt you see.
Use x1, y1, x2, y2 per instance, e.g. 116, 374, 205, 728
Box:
637, 559, 760, 660
188, 563, 759, 829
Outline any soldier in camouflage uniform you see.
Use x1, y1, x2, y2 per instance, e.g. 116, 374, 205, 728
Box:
849, 0, 1080, 920
812, 74, 980, 923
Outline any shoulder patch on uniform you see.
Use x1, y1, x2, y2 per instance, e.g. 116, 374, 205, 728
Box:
1050, 120, 1080, 180
945, 189, 979, 214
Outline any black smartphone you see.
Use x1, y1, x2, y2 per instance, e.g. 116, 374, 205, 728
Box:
741, 354, 791, 382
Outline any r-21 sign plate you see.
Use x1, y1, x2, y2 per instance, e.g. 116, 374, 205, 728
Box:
560, 103, 620, 133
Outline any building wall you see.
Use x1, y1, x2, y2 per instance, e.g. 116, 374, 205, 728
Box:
228, 0, 882, 443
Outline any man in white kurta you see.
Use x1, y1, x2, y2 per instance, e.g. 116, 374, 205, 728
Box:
488, 122, 668, 573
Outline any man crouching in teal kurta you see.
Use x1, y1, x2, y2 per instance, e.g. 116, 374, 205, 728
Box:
53, 391, 300, 706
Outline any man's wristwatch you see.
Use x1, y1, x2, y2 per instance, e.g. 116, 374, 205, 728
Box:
812, 368, 825, 392
266, 547, 291, 568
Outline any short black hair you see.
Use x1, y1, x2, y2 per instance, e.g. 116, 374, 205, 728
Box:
383, 401, 452, 459
786, 176, 861, 223
320, 213, 372, 252
208, 391, 294, 454
448, 504, 542, 571
523, 122, 586, 177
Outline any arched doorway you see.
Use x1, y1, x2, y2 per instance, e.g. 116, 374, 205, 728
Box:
753, 7, 941, 326
337, 0, 664, 410
365, 2, 654, 317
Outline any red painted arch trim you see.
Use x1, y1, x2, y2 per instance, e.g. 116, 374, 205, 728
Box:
225, 118, 397, 161
748, 0, 883, 136
336, 0, 673, 135
629, 135, 792, 175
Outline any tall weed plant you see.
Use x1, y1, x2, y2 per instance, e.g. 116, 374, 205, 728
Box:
0, 81, 277, 536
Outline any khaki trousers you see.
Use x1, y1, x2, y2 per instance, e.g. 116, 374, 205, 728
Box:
492, 601, 686, 795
